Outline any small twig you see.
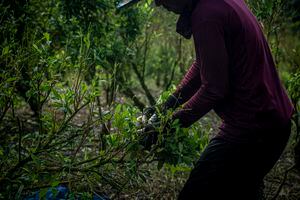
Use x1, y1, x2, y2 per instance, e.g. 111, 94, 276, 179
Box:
1, 156, 33, 186
72, 154, 105, 167
96, 96, 108, 150
17, 117, 22, 163
132, 63, 155, 106
46, 132, 82, 150
43, 101, 90, 149
0, 98, 10, 122
84, 142, 131, 170
71, 126, 91, 162
40, 81, 56, 106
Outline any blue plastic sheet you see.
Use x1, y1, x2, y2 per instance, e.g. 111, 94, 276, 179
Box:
23, 185, 110, 200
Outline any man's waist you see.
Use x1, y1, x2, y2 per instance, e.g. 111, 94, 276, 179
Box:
215, 105, 292, 129
217, 119, 292, 144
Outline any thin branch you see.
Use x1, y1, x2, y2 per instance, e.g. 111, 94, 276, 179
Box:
17, 117, 22, 163
0, 98, 10, 122
122, 87, 145, 111
43, 100, 90, 149
132, 63, 155, 106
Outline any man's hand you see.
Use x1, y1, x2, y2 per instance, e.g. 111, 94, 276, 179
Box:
137, 107, 162, 150
139, 123, 159, 150
137, 105, 177, 150
136, 106, 156, 127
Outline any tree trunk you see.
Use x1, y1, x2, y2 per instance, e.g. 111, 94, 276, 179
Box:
132, 63, 156, 106
122, 87, 145, 111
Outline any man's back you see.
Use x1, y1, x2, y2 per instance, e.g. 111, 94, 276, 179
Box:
189, 0, 293, 140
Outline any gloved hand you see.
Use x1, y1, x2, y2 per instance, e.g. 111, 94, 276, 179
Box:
137, 106, 162, 150
139, 123, 159, 150
136, 106, 156, 127
137, 106, 175, 150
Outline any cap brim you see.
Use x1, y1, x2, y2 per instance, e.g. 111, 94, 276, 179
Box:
117, 0, 142, 9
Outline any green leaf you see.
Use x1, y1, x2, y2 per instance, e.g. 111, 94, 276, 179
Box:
33, 44, 42, 54
52, 89, 61, 100
51, 180, 60, 187
6, 77, 17, 83
84, 32, 91, 49
44, 32, 50, 41
2, 46, 9, 55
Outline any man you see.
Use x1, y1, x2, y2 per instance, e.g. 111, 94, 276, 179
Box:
149, 0, 294, 199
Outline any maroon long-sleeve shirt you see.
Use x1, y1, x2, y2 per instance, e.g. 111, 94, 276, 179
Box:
168, 0, 294, 142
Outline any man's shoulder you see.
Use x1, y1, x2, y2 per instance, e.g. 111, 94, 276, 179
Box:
192, 0, 233, 23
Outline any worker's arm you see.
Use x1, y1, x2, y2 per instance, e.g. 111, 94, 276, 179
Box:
164, 60, 202, 110
173, 20, 229, 127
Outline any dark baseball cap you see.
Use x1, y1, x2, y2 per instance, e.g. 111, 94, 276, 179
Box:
117, 0, 163, 9
117, 0, 142, 9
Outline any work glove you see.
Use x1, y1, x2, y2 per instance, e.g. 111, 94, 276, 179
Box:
137, 107, 161, 150
136, 106, 156, 126
139, 123, 159, 150
137, 106, 174, 150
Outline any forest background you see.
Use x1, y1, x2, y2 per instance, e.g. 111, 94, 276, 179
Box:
0, 0, 300, 199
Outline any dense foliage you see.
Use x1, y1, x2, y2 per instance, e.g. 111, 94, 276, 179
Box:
0, 0, 299, 199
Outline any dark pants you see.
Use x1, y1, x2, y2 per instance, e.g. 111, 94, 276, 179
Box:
178, 121, 291, 200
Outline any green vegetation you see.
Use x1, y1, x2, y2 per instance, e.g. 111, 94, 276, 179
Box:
0, 0, 299, 199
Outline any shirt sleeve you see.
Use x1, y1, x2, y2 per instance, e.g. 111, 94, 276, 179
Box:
163, 60, 201, 110
173, 20, 229, 127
